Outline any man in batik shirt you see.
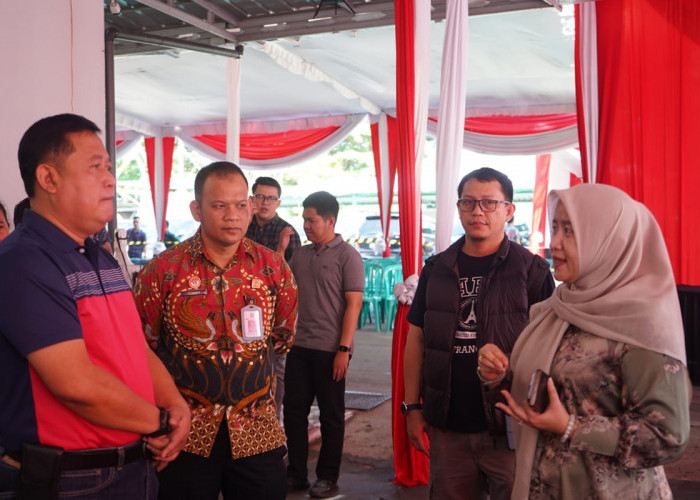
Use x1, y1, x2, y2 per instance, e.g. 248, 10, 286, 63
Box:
134, 161, 298, 500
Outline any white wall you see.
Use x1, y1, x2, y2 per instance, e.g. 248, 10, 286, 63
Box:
0, 1, 105, 225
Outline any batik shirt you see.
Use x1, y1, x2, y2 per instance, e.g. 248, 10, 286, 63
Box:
529, 326, 689, 500
134, 232, 298, 459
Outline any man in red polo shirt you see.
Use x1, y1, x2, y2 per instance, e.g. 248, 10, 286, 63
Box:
0, 114, 190, 498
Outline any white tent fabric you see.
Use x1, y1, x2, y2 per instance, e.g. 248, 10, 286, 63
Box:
115, 135, 143, 160
177, 113, 366, 169
113, 9, 575, 136
226, 58, 241, 163
411, 0, 431, 275
260, 41, 382, 115
435, 0, 469, 254
578, 3, 599, 183
376, 112, 393, 247
425, 120, 580, 155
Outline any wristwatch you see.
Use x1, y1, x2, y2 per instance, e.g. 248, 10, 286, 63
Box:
145, 407, 170, 438
401, 402, 422, 415
338, 345, 350, 353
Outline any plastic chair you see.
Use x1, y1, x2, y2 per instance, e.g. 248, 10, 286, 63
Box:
359, 261, 384, 331
381, 264, 402, 332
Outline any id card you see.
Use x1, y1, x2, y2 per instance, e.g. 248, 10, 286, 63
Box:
241, 304, 264, 342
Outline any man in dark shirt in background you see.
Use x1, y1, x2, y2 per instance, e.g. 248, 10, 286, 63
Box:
127, 215, 147, 259
246, 176, 301, 420
246, 176, 301, 261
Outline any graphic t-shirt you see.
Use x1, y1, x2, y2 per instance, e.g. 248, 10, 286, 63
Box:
443, 251, 494, 432
407, 250, 496, 433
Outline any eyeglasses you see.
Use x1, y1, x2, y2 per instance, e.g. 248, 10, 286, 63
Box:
456, 198, 511, 212
252, 194, 279, 203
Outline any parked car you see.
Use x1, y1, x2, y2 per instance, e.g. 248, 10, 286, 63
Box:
352, 215, 463, 257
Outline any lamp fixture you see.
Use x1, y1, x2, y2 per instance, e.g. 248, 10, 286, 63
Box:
312, 0, 356, 19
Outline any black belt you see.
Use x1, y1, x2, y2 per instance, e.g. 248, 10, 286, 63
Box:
60, 441, 147, 471
6, 441, 147, 471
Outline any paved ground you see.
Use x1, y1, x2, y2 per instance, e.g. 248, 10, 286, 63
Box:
286, 326, 700, 499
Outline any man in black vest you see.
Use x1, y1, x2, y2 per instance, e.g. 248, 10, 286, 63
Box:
403, 168, 554, 499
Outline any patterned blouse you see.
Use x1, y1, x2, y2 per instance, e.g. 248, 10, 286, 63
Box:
134, 231, 298, 459
529, 327, 689, 500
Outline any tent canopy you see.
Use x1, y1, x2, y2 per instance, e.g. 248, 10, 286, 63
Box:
113, 5, 575, 136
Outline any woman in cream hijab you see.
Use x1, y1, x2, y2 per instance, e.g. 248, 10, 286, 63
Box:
478, 183, 690, 499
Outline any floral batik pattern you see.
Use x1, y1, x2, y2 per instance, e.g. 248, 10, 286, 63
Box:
528, 327, 688, 500
135, 232, 298, 459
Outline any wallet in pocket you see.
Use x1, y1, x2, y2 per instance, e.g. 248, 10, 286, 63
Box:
484, 369, 513, 406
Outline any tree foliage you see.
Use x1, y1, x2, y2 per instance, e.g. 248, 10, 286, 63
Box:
328, 133, 373, 172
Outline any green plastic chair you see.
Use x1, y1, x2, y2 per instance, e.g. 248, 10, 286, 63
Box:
381, 264, 402, 332
359, 261, 384, 331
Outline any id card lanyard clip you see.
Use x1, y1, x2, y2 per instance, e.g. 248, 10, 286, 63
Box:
241, 296, 264, 342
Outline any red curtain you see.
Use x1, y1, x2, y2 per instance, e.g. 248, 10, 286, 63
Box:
145, 137, 175, 240
194, 126, 339, 161
530, 154, 551, 258
370, 117, 398, 257
391, 0, 429, 487
428, 114, 577, 135
595, 0, 700, 285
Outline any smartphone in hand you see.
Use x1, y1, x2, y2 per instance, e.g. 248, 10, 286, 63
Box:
527, 369, 550, 413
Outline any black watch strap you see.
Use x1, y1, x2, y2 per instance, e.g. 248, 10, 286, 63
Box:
338, 345, 350, 352
145, 407, 170, 438
401, 402, 422, 415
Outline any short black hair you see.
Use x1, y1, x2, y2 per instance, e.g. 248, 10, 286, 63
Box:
13, 198, 30, 227
302, 191, 339, 220
0, 202, 8, 228
252, 176, 281, 197
194, 161, 248, 201
18, 113, 101, 198
457, 167, 514, 202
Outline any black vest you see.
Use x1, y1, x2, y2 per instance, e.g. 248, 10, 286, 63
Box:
421, 236, 552, 431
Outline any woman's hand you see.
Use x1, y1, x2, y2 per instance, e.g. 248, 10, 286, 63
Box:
477, 344, 509, 382
496, 378, 571, 436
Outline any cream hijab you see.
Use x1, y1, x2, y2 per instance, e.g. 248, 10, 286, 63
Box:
509, 183, 686, 499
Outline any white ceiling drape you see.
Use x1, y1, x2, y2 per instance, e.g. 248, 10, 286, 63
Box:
177, 113, 365, 169
435, 0, 469, 253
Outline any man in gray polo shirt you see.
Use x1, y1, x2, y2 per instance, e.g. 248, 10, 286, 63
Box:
284, 191, 364, 499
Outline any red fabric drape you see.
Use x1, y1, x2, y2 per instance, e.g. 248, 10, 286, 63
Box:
370, 118, 398, 257
570, 173, 583, 187
145, 137, 175, 240
391, 0, 429, 487
595, 0, 700, 285
428, 114, 577, 135
530, 154, 551, 258
194, 126, 339, 161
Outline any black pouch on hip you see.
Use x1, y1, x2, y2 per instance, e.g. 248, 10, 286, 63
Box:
18, 442, 64, 500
